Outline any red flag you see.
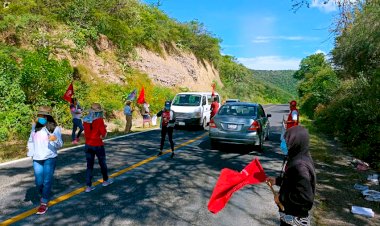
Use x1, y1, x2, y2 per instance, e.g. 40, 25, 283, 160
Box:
207, 158, 267, 214
137, 86, 145, 104
62, 82, 74, 103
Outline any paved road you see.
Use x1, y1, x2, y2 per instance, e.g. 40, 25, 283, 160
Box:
0, 105, 290, 226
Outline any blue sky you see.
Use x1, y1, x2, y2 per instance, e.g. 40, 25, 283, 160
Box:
144, 0, 338, 70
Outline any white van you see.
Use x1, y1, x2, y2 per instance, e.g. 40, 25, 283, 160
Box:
171, 92, 220, 129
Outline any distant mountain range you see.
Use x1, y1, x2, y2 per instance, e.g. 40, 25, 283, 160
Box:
251, 70, 298, 100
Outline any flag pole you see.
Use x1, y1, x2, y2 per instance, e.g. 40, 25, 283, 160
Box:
266, 181, 285, 211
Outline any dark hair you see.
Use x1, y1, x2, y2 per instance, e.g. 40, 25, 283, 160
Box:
35, 115, 58, 133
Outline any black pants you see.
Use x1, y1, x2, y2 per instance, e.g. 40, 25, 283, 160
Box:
85, 145, 108, 187
160, 126, 174, 151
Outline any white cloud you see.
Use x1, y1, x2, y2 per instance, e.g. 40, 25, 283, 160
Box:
238, 56, 301, 70
252, 36, 319, 43
311, 0, 337, 12
315, 49, 326, 54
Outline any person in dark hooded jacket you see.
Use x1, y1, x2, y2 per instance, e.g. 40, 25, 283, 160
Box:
267, 125, 316, 226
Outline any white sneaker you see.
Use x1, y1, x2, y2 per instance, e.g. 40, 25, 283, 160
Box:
85, 186, 96, 193
102, 178, 114, 187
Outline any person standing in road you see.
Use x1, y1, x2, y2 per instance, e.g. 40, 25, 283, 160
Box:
156, 101, 176, 158
210, 96, 220, 119
285, 100, 299, 130
83, 103, 114, 192
267, 125, 316, 226
70, 98, 83, 144
141, 100, 151, 128
124, 100, 134, 133
27, 106, 63, 215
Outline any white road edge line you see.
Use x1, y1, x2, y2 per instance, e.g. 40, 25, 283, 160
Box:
0, 128, 159, 167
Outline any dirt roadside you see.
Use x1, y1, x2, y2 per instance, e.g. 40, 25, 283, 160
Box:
306, 123, 380, 226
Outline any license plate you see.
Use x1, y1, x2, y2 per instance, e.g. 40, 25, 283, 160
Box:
227, 124, 237, 129
179, 122, 185, 126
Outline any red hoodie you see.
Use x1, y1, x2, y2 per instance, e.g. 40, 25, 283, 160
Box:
83, 118, 107, 146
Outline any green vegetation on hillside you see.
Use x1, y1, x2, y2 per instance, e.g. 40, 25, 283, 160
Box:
0, 0, 296, 147
216, 55, 298, 104
252, 70, 298, 100
293, 2, 380, 168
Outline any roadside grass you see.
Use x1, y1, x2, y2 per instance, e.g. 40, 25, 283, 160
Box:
302, 118, 380, 226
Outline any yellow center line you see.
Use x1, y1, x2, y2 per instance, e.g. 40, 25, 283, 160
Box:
0, 133, 207, 226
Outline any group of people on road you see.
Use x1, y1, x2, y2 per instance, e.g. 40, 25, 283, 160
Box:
26, 99, 177, 215
26, 98, 315, 226
27, 102, 114, 214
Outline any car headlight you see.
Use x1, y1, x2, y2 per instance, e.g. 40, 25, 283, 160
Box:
194, 111, 201, 117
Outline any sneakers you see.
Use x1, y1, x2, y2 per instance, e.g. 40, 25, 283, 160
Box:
171, 152, 175, 159
157, 151, 163, 156
36, 203, 48, 215
71, 138, 80, 144
85, 186, 96, 193
102, 178, 114, 187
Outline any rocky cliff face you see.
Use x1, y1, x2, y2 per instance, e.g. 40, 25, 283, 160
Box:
55, 34, 223, 91
128, 47, 223, 91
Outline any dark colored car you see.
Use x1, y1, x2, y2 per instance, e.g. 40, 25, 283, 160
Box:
209, 102, 271, 151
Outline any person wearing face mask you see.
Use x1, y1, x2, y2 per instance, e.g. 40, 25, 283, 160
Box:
26, 106, 63, 215
156, 101, 176, 158
285, 100, 299, 130
267, 126, 316, 226
83, 103, 114, 192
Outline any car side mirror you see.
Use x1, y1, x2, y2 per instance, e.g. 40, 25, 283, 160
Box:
267, 114, 272, 117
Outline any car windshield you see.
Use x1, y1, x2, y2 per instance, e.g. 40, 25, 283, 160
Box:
218, 105, 256, 116
172, 94, 201, 106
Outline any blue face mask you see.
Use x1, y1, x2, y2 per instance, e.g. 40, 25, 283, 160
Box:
280, 138, 288, 155
38, 117, 47, 125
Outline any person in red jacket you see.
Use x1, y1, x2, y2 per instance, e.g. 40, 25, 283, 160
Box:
156, 101, 176, 158
285, 100, 299, 130
83, 103, 113, 192
210, 96, 220, 119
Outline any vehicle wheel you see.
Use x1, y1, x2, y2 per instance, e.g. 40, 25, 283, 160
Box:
265, 128, 270, 141
255, 136, 263, 152
210, 140, 219, 150
202, 118, 208, 130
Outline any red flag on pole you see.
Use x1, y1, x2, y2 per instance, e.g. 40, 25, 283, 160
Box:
62, 82, 74, 103
207, 158, 267, 214
137, 86, 145, 104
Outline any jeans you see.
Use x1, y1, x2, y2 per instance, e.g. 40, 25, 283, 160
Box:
33, 157, 57, 204
160, 126, 174, 151
72, 118, 83, 141
85, 145, 109, 187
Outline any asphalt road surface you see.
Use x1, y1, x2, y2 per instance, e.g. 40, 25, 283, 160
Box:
0, 104, 290, 226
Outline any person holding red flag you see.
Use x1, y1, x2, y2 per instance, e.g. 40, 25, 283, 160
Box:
70, 98, 83, 144
267, 125, 316, 226
285, 100, 299, 130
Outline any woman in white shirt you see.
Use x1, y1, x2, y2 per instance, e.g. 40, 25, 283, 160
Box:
27, 106, 63, 215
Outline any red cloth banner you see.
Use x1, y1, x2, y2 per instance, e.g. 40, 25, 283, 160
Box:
62, 82, 74, 103
137, 87, 145, 104
207, 158, 267, 214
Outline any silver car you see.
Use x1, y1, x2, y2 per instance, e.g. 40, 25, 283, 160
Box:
209, 102, 271, 151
